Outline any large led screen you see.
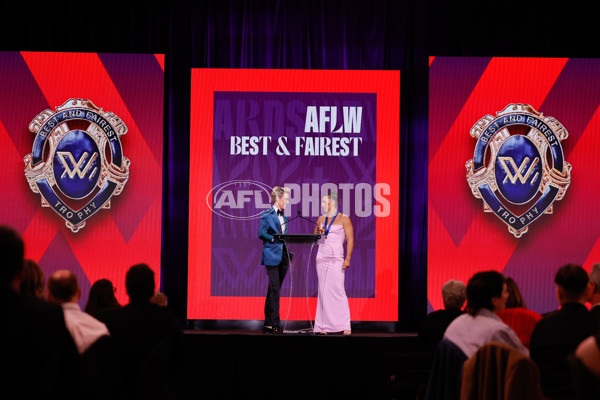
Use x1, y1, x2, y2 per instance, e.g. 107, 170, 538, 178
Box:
188, 69, 399, 321
429, 57, 600, 314
0, 51, 164, 306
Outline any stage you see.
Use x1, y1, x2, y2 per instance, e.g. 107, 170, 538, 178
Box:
181, 329, 431, 400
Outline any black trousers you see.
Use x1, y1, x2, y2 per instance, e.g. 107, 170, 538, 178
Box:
264, 246, 289, 328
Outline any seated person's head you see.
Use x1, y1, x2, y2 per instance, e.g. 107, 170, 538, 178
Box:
504, 277, 527, 308
555, 264, 588, 305
441, 280, 466, 310
20, 259, 46, 299
125, 263, 155, 303
47, 270, 80, 304
86, 279, 120, 314
0, 225, 24, 289
587, 263, 600, 304
466, 271, 507, 315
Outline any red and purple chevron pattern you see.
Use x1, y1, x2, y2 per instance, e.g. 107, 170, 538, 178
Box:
429, 57, 600, 314
0, 51, 164, 307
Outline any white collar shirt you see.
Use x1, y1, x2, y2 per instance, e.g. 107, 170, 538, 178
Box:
61, 302, 110, 354
443, 308, 529, 358
272, 206, 286, 233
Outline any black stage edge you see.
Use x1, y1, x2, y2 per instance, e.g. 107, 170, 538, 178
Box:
181, 326, 431, 400
186, 319, 400, 333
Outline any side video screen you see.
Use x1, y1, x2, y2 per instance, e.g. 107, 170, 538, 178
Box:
0, 51, 164, 307
429, 57, 600, 313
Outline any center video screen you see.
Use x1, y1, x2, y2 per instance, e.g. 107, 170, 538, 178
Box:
188, 69, 400, 322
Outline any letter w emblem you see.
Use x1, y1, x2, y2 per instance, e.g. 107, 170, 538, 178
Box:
498, 156, 540, 185
57, 151, 99, 180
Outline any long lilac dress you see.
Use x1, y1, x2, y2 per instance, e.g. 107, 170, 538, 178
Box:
314, 224, 350, 333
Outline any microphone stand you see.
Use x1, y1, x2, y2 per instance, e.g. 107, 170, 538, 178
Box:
280, 210, 318, 231
278, 209, 320, 334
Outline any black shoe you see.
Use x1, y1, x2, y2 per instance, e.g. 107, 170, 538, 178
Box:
272, 326, 281, 334
263, 326, 273, 334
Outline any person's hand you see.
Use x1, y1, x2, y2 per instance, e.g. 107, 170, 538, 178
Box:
343, 259, 350, 270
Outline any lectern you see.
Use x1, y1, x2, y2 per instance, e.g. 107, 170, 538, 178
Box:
273, 233, 321, 243
274, 233, 321, 333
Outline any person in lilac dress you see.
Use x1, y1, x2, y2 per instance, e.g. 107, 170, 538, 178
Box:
313, 192, 354, 334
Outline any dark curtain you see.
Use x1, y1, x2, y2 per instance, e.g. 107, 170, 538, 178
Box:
3, 0, 598, 331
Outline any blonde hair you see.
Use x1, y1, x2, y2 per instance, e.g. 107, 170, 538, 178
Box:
271, 186, 290, 204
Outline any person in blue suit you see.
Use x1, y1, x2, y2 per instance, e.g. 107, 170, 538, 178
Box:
258, 186, 291, 334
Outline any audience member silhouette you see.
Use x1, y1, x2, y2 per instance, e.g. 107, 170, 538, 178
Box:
573, 333, 600, 398
460, 341, 543, 400
19, 259, 46, 299
419, 279, 466, 353
444, 270, 528, 358
530, 263, 597, 399
587, 263, 600, 327
497, 277, 542, 348
0, 225, 80, 400
97, 263, 184, 400
48, 269, 110, 354
85, 278, 121, 318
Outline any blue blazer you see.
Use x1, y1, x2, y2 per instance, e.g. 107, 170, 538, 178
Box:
258, 207, 288, 266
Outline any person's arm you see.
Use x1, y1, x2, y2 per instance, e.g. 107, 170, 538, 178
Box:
314, 216, 324, 234
342, 214, 354, 270
258, 212, 274, 242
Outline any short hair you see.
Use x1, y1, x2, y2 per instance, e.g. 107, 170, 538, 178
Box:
589, 263, 600, 293
126, 263, 155, 303
466, 271, 505, 316
48, 270, 79, 302
505, 277, 527, 309
323, 191, 338, 207
0, 225, 24, 286
441, 280, 466, 309
271, 186, 290, 204
20, 259, 45, 299
555, 263, 588, 299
